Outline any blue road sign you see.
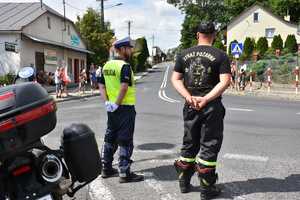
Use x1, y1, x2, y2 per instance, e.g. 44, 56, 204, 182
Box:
231, 43, 243, 56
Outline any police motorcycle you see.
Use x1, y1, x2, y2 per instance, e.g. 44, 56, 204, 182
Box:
0, 82, 101, 200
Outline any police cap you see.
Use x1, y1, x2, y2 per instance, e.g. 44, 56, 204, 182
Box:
197, 22, 216, 34
114, 37, 134, 49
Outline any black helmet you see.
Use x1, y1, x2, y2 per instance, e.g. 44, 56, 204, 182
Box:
197, 22, 216, 34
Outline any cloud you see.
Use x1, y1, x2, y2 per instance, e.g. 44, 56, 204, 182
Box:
106, 0, 184, 51
0, 0, 184, 51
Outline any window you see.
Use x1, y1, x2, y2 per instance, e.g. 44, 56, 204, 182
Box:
67, 25, 70, 35
47, 16, 51, 29
253, 12, 259, 23
265, 28, 275, 38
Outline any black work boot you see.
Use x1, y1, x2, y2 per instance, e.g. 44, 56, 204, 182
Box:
174, 160, 195, 193
101, 167, 118, 178
119, 172, 144, 183
196, 166, 221, 200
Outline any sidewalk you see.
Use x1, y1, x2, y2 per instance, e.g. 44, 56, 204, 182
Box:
49, 73, 148, 103
226, 82, 300, 101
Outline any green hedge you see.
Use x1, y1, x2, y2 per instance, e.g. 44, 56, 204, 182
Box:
0, 74, 15, 85
130, 37, 150, 73
256, 37, 268, 56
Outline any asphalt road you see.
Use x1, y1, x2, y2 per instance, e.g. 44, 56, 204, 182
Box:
46, 62, 300, 200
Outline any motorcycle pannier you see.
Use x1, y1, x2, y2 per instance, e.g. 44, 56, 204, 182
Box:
0, 82, 57, 159
62, 124, 101, 183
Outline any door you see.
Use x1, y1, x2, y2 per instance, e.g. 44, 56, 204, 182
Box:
35, 52, 45, 72
74, 59, 79, 83
67, 58, 73, 81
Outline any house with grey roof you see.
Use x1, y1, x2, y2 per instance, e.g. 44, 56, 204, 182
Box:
227, 3, 300, 53
0, 2, 92, 83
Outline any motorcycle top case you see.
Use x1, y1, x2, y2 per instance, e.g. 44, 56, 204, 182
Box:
0, 82, 57, 159
62, 124, 101, 183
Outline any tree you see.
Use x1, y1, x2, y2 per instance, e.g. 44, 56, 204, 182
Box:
76, 8, 114, 65
131, 37, 150, 72
225, 0, 300, 23
271, 35, 283, 51
284, 34, 298, 53
243, 37, 255, 59
269, 0, 300, 24
167, 1, 229, 49
256, 37, 268, 56
213, 37, 225, 51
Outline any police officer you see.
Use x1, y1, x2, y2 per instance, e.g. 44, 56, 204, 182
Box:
171, 22, 231, 199
98, 37, 144, 183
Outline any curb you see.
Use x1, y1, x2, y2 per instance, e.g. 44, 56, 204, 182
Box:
225, 90, 300, 101
52, 93, 100, 103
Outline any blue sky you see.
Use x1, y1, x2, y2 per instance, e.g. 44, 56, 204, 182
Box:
0, 0, 184, 52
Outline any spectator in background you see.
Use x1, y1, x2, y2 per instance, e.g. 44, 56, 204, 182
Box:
55, 67, 62, 98
60, 66, 70, 97
239, 68, 246, 91
230, 62, 237, 89
79, 68, 87, 94
89, 63, 97, 94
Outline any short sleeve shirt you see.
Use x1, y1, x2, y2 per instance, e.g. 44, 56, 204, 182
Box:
174, 45, 231, 96
97, 64, 132, 86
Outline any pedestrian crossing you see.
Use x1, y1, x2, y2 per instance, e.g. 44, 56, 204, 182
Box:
88, 148, 300, 200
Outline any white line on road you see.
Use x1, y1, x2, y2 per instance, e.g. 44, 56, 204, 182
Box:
227, 108, 254, 112
223, 153, 269, 162
135, 149, 176, 154
297, 112, 300, 115
89, 177, 115, 200
158, 66, 181, 103
158, 90, 177, 103
144, 172, 178, 200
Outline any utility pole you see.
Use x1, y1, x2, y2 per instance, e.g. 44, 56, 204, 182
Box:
40, 0, 43, 9
63, 0, 66, 31
101, 0, 105, 30
151, 34, 155, 56
127, 20, 132, 37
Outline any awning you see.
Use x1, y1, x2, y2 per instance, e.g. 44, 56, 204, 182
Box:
22, 33, 94, 54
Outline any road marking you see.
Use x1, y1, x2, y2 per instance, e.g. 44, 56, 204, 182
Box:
297, 112, 300, 115
223, 153, 269, 162
227, 108, 254, 112
135, 149, 176, 154
158, 90, 177, 103
158, 66, 181, 103
144, 172, 178, 200
89, 177, 115, 200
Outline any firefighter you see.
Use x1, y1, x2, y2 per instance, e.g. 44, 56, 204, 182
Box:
171, 22, 231, 199
98, 37, 144, 183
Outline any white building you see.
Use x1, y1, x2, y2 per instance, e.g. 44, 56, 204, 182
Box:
0, 2, 93, 83
227, 3, 300, 52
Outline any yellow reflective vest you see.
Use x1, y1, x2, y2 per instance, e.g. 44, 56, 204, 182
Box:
102, 60, 136, 105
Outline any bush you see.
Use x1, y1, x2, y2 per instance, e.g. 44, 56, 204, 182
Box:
130, 37, 150, 73
213, 38, 225, 51
0, 73, 15, 86
256, 37, 268, 56
243, 37, 255, 59
271, 35, 283, 51
284, 34, 297, 53
249, 60, 268, 81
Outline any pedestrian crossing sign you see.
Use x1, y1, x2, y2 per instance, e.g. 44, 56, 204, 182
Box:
231, 43, 243, 57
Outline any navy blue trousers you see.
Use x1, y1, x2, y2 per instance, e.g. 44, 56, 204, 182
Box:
102, 105, 136, 175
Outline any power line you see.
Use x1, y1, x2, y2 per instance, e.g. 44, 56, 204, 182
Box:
65, 2, 85, 12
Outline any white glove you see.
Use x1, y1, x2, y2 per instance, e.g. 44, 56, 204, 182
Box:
105, 101, 119, 112
105, 101, 112, 112
110, 103, 119, 112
